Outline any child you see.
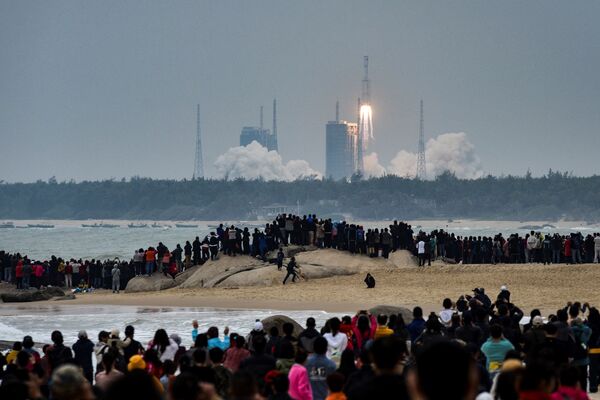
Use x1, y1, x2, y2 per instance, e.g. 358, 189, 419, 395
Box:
326, 372, 347, 400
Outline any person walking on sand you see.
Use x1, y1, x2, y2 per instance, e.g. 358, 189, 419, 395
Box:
111, 263, 121, 293
283, 257, 299, 285
416, 238, 426, 267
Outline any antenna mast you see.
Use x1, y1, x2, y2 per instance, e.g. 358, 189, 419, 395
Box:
260, 105, 264, 130
416, 100, 427, 179
193, 104, 204, 179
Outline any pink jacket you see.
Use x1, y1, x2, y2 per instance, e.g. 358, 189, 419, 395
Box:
550, 387, 589, 400
288, 363, 312, 400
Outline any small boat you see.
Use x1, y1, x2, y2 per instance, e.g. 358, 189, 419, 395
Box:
82, 223, 119, 228
175, 223, 198, 228
27, 224, 55, 228
151, 222, 171, 228
0, 222, 15, 229
128, 223, 148, 228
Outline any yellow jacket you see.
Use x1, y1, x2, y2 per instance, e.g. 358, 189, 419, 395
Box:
374, 326, 394, 340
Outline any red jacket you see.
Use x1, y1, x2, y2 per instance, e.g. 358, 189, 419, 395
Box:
15, 261, 23, 278
350, 314, 377, 351
34, 264, 44, 278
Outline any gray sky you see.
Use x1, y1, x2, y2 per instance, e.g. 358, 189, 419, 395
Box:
1, 1, 599, 182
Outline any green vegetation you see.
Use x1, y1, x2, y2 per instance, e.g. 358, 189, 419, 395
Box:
0, 171, 598, 221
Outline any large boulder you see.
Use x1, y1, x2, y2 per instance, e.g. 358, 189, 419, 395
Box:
125, 265, 199, 292
261, 315, 304, 337
295, 249, 417, 272
179, 256, 267, 289
126, 274, 179, 293
206, 263, 359, 288
368, 305, 414, 324
0, 287, 66, 303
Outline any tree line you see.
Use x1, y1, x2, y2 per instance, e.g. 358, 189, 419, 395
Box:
0, 171, 598, 221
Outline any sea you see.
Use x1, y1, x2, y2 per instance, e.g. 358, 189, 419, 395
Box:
0, 219, 596, 345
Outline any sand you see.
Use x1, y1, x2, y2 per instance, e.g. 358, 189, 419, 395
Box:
22, 259, 599, 316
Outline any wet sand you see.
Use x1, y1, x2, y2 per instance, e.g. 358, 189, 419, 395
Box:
10, 261, 598, 315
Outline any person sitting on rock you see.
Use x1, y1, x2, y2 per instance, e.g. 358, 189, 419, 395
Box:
364, 273, 376, 289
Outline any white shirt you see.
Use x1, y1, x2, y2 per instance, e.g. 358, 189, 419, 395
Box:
323, 332, 348, 361
440, 309, 454, 326
526, 236, 538, 250
417, 241, 426, 254
594, 236, 600, 249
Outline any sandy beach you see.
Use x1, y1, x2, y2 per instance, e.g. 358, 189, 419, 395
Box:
15, 260, 598, 316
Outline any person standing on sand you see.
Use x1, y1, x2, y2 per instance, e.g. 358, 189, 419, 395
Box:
416, 239, 426, 267
594, 233, 600, 263
72, 330, 94, 383
63, 260, 72, 289
306, 337, 337, 400
111, 263, 121, 293
283, 257, 299, 284
277, 248, 285, 271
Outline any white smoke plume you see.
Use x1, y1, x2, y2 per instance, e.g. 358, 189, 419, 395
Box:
364, 132, 483, 179
214, 141, 322, 181
363, 152, 386, 178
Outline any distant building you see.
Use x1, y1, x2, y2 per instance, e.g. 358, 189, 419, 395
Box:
240, 127, 277, 151
326, 120, 359, 180
240, 101, 279, 152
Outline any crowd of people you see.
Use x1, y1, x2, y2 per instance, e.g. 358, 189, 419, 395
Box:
2, 214, 600, 293
1, 286, 599, 400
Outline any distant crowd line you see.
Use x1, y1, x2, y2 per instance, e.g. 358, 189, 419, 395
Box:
2, 213, 600, 291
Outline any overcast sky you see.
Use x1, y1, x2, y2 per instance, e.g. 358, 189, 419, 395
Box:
1, 1, 599, 182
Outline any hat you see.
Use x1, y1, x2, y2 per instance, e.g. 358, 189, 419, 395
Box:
501, 359, 523, 372
532, 316, 544, 327
170, 334, 182, 346
110, 329, 120, 338
500, 285, 508, 291
254, 321, 264, 331
128, 355, 147, 371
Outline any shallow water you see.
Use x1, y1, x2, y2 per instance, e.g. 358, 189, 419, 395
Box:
0, 304, 337, 347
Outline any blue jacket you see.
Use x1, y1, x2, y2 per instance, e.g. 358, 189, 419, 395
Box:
207, 336, 230, 351
407, 318, 426, 343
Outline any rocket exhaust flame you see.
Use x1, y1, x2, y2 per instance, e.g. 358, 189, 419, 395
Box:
359, 104, 374, 146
